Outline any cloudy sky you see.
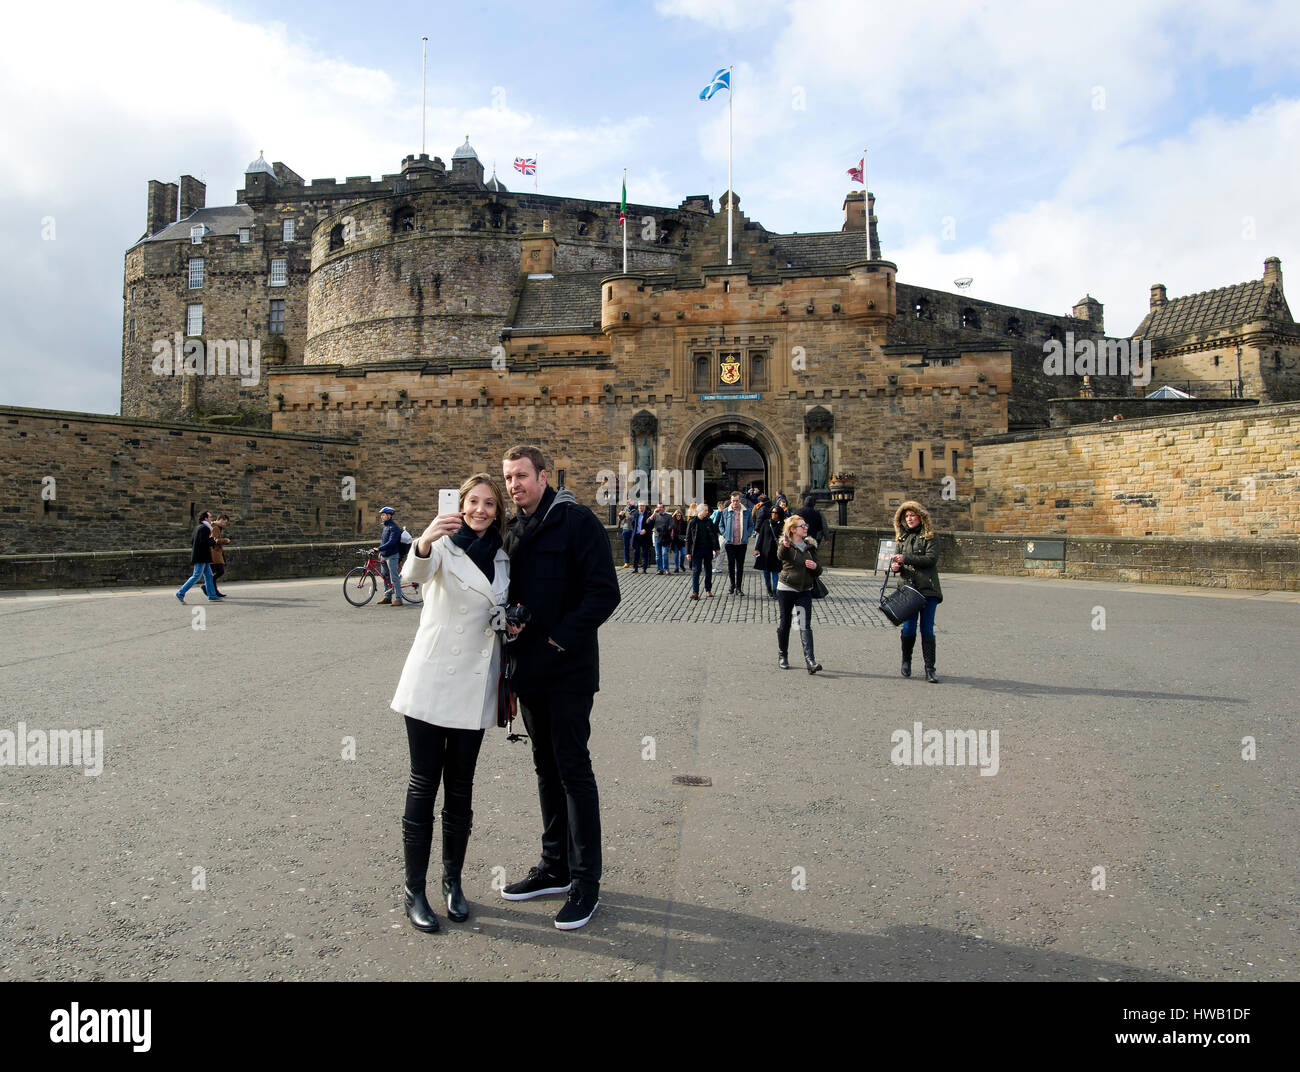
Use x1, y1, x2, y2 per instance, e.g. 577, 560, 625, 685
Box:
3, 0, 1298, 415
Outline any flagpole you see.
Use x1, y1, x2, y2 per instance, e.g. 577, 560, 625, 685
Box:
727, 66, 734, 266
622, 168, 628, 274
420, 36, 428, 155
535, 153, 539, 195
863, 148, 869, 261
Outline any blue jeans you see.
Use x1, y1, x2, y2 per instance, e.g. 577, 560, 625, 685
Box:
674, 546, 686, 570
900, 597, 939, 638
763, 568, 779, 591
382, 552, 404, 601
655, 540, 669, 572
177, 563, 217, 600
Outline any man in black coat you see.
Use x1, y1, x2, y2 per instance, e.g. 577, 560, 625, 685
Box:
175, 511, 221, 603
500, 445, 620, 930
794, 495, 828, 545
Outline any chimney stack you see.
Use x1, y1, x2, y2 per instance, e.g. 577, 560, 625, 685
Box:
146, 180, 178, 236
179, 175, 206, 220
1150, 283, 1167, 310
1264, 256, 1282, 288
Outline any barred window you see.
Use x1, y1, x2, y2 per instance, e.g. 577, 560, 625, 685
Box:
190, 224, 205, 245
188, 258, 204, 289
270, 259, 287, 286
269, 299, 285, 334
186, 304, 203, 337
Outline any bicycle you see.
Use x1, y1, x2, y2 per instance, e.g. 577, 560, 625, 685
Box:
343, 548, 423, 607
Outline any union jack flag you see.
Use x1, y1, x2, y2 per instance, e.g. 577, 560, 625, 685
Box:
513, 157, 536, 175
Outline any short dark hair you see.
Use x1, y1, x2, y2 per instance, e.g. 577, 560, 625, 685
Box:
198, 511, 210, 522
503, 444, 550, 475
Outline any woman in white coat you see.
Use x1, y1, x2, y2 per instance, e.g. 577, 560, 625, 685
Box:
391, 473, 510, 933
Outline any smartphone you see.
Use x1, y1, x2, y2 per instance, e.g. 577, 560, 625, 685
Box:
438, 488, 459, 516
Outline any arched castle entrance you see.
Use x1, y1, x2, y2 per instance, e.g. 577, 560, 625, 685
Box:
675, 415, 788, 509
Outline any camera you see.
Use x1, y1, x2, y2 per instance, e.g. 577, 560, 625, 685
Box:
504, 603, 531, 628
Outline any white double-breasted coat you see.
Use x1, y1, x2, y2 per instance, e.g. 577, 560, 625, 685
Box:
390, 535, 510, 730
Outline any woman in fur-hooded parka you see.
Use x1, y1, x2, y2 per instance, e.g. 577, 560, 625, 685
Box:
890, 500, 943, 683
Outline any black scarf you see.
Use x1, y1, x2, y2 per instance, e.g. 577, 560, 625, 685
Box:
449, 521, 502, 583
504, 485, 556, 559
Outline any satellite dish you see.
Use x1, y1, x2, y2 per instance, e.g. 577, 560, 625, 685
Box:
954, 277, 973, 290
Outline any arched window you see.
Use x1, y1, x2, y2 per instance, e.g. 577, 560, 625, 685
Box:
329, 224, 345, 251
393, 207, 416, 233
1005, 317, 1022, 337
913, 297, 930, 320
961, 308, 980, 330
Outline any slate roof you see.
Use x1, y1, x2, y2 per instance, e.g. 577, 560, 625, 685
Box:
510, 271, 606, 332
768, 231, 877, 268
1133, 280, 1292, 339
139, 205, 256, 245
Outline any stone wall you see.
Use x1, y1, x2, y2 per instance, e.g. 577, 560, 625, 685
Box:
1048, 397, 1257, 426
972, 402, 1300, 538
0, 407, 359, 555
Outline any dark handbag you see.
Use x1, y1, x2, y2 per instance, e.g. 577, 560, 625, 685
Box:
878, 573, 926, 626
810, 574, 828, 599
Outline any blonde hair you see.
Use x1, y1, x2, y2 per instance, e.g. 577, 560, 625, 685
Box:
782, 514, 809, 541
458, 473, 507, 538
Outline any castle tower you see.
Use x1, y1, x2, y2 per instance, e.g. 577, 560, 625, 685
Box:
450, 136, 485, 186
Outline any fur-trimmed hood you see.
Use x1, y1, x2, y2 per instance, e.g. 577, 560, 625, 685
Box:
893, 500, 934, 539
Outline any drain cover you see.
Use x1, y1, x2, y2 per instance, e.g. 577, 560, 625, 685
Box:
672, 775, 713, 787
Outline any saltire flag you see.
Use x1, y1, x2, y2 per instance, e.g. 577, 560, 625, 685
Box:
699, 68, 730, 101
513, 157, 536, 175
619, 177, 627, 225
847, 158, 864, 184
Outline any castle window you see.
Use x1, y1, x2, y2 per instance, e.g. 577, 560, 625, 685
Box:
692, 352, 711, 393
282, 218, 295, 242
913, 297, 930, 320
270, 259, 287, 287
238, 227, 251, 244
1275, 350, 1283, 370
1213, 355, 1220, 367
577, 222, 588, 235
269, 300, 285, 335
1005, 317, 1022, 337
918, 448, 926, 475
749, 350, 768, 389
190, 224, 204, 245
393, 207, 416, 232
188, 258, 204, 289
186, 304, 203, 337
128, 317, 135, 343
329, 224, 345, 251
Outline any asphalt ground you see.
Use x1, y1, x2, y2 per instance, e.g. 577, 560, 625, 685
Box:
0, 566, 1296, 982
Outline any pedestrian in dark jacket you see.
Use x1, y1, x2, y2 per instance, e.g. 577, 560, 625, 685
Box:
684, 504, 720, 598
890, 500, 944, 683
670, 509, 687, 572
500, 445, 620, 931
793, 495, 827, 545
176, 511, 220, 603
752, 504, 787, 596
776, 514, 824, 673
651, 505, 674, 575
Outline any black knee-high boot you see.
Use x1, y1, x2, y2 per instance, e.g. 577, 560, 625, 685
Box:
441, 809, 472, 923
901, 633, 916, 677
921, 636, 939, 683
776, 618, 791, 668
401, 817, 440, 932
800, 628, 822, 674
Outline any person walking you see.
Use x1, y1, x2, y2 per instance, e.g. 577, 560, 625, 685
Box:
500, 445, 620, 930
209, 513, 232, 597
684, 503, 719, 599
176, 511, 221, 603
630, 501, 653, 572
890, 500, 944, 683
776, 514, 824, 673
390, 474, 511, 933
376, 507, 406, 606
753, 504, 786, 597
717, 491, 754, 596
619, 500, 636, 568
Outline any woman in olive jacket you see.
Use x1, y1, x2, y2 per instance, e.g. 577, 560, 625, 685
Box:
775, 514, 824, 673
890, 500, 943, 683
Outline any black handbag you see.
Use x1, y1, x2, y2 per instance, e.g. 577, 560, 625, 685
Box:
810, 575, 828, 599
878, 573, 926, 626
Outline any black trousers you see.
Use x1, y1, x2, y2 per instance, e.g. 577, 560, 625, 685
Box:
403, 717, 485, 824
518, 690, 601, 890
725, 544, 747, 590
776, 589, 813, 652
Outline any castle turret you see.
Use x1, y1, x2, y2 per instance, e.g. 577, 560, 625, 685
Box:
1072, 294, 1104, 333
520, 220, 557, 274
450, 136, 485, 186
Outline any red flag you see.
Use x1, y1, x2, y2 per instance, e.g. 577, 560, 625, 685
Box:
847, 158, 864, 184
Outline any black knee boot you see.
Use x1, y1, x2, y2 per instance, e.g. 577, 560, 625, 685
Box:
800, 628, 822, 674
921, 636, 939, 683
441, 809, 472, 923
777, 619, 790, 669
401, 817, 440, 932
901, 633, 916, 677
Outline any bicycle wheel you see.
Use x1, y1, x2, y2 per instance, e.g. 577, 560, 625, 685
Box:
343, 567, 377, 607
401, 580, 423, 606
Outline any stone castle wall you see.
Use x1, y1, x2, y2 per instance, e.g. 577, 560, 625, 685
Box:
972, 401, 1300, 538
